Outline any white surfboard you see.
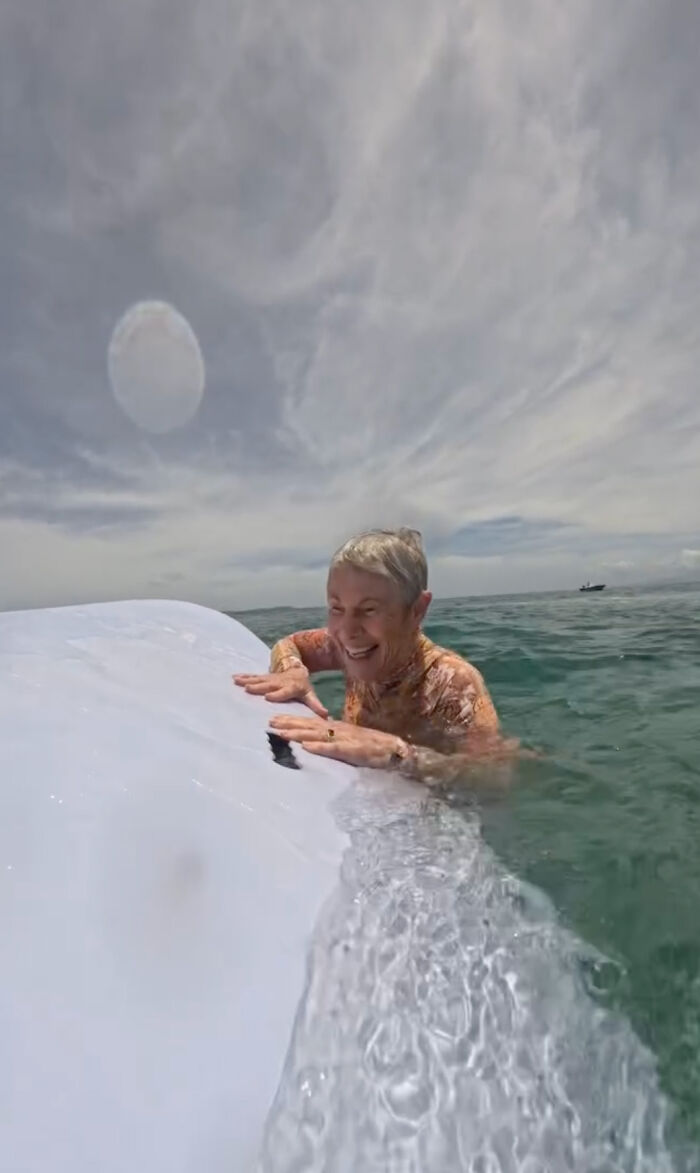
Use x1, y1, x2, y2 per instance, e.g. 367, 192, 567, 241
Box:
0, 599, 356, 1173
0, 600, 692, 1172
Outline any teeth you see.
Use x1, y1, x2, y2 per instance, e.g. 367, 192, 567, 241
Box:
346, 646, 375, 658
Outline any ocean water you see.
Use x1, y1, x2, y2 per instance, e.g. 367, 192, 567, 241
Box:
231, 582, 700, 1163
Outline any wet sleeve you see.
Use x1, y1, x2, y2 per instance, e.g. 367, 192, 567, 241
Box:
269, 628, 341, 674
395, 663, 512, 785
431, 661, 500, 743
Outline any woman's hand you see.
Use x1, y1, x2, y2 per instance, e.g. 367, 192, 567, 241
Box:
268, 714, 401, 769
232, 666, 329, 718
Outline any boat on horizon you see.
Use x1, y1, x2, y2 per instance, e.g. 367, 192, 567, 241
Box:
579, 581, 606, 592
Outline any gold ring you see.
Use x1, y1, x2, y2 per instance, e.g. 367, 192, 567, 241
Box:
327, 726, 335, 740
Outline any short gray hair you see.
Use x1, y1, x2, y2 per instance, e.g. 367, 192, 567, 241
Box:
328, 528, 428, 605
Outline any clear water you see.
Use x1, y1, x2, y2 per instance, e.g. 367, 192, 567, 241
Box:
231, 582, 700, 1169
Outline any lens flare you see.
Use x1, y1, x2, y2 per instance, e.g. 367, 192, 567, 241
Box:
108, 300, 205, 434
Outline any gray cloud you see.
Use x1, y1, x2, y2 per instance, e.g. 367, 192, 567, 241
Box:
1, 0, 699, 609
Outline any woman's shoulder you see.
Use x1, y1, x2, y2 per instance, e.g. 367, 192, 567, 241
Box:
421, 637, 499, 731
422, 637, 489, 694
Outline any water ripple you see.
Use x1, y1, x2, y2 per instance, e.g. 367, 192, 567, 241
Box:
257, 778, 694, 1172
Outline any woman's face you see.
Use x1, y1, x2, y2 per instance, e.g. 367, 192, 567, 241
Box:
326, 564, 431, 681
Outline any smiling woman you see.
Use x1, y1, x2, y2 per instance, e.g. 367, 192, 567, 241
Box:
233, 528, 520, 785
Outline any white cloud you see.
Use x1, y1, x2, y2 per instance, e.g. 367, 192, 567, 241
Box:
1, 0, 700, 608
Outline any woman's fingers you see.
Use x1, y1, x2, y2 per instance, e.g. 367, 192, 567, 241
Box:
292, 734, 378, 768
269, 717, 327, 738
232, 673, 271, 690
241, 679, 282, 696
261, 687, 329, 716
296, 739, 342, 759
233, 673, 296, 700
261, 687, 297, 702
270, 714, 346, 731
268, 714, 314, 727
303, 687, 329, 718
232, 670, 327, 716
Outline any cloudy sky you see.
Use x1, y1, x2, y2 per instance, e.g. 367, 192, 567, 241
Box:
2, 0, 699, 611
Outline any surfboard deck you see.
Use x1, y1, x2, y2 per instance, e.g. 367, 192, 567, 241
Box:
0, 599, 355, 1172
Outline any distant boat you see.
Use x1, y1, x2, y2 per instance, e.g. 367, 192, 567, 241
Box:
579, 581, 606, 592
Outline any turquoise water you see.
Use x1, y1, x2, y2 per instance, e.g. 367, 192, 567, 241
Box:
231, 582, 700, 1149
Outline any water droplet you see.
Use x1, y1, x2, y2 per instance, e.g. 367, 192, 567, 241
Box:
107, 300, 205, 434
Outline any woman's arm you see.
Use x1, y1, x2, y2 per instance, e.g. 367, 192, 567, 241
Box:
265, 654, 530, 781
269, 628, 341, 674
234, 628, 340, 717
391, 729, 521, 786
392, 661, 519, 785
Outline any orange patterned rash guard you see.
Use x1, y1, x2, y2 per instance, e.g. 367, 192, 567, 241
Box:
269, 628, 500, 770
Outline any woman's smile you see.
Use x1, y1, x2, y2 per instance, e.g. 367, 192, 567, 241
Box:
343, 643, 379, 659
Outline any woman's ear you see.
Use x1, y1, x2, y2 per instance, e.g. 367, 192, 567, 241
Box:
413, 590, 432, 623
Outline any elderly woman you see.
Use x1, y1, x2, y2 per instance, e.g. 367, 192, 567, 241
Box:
233, 528, 515, 785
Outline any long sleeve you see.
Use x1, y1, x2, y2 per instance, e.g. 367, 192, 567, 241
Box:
269, 628, 341, 674
431, 661, 500, 739
395, 660, 514, 785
